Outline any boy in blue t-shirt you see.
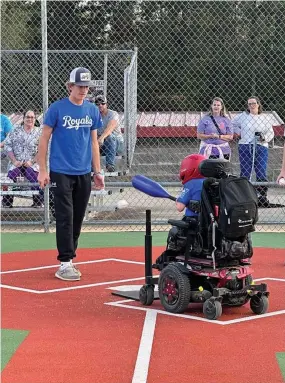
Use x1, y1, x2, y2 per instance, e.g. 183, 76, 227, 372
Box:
37, 67, 104, 282
166, 154, 206, 250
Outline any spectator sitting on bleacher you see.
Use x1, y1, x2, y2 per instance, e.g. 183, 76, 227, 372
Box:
0, 113, 13, 158
2, 110, 43, 208
94, 95, 124, 172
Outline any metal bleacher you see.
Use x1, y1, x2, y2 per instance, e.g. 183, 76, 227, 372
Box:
1, 110, 284, 227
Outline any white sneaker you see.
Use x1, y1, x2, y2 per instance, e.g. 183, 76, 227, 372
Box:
72, 264, 82, 277
55, 265, 80, 281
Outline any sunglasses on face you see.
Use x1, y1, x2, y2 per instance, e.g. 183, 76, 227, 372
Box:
95, 101, 106, 105
25, 116, 35, 119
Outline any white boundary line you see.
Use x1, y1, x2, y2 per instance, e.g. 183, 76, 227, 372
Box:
0, 258, 144, 275
255, 277, 285, 282
106, 300, 224, 324
131, 310, 157, 383
0, 277, 145, 294
0, 284, 40, 294
105, 300, 285, 326
0, 258, 146, 294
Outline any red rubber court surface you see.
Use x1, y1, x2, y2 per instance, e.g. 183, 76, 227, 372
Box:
1, 247, 285, 383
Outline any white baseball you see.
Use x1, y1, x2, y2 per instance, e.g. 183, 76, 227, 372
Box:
278, 177, 285, 186
116, 199, 129, 209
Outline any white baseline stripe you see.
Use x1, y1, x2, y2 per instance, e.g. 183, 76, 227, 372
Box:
132, 310, 157, 383
0, 284, 39, 294
254, 277, 285, 282
107, 298, 135, 304
111, 259, 145, 265
0, 277, 145, 294
106, 301, 225, 324
40, 277, 145, 294
106, 301, 285, 325
220, 309, 285, 325
0, 259, 115, 274
0, 258, 144, 275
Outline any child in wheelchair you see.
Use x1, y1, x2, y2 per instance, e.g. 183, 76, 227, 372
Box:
166, 154, 206, 251
156, 154, 257, 269
155, 154, 206, 266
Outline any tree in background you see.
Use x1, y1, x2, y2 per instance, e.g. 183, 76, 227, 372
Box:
1, 0, 284, 120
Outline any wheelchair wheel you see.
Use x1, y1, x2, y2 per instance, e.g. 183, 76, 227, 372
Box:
139, 285, 154, 306
203, 299, 222, 320
250, 294, 269, 315
158, 263, 191, 314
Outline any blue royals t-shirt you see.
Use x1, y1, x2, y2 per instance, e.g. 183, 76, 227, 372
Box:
44, 98, 103, 175
176, 178, 205, 216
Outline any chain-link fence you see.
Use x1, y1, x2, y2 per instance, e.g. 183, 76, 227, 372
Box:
1, 1, 285, 232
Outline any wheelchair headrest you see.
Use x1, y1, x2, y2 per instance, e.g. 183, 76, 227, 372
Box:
199, 159, 230, 179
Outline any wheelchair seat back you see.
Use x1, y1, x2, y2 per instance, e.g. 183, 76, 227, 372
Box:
199, 159, 229, 179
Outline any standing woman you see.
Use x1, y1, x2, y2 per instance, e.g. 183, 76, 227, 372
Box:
233, 96, 274, 205
197, 97, 233, 160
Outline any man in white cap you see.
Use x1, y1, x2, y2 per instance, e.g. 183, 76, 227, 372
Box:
37, 67, 104, 281
94, 95, 124, 172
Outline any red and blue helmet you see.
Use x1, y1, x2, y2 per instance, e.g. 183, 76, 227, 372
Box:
179, 154, 206, 184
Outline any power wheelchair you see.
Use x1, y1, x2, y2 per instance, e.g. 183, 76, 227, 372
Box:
142, 159, 269, 320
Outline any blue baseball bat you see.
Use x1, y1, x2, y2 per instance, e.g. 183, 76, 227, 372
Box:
132, 175, 176, 201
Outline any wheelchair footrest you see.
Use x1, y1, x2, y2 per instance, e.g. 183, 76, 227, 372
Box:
213, 283, 269, 298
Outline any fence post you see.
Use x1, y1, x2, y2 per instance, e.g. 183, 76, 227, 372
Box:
104, 53, 108, 98
41, 0, 49, 114
124, 66, 130, 166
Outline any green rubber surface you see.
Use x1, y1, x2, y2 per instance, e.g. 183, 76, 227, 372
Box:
2, 232, 285, 253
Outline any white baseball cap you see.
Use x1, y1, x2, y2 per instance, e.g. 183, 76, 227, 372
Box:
69, 67, 94, 86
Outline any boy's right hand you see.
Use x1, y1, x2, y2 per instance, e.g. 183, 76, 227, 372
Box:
277, 170, 285, 183
97, 136, 105, 146
38, 170, 50, 189
93, 173, 105, 190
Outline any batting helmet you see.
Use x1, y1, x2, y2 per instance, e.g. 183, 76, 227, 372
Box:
179, 154, 206, 184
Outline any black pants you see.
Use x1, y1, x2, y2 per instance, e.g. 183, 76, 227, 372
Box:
50, 171, 91, 262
